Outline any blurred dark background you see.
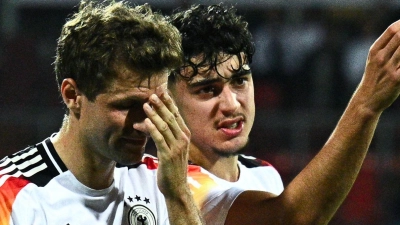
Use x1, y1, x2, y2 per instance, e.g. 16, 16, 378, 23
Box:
1, 0, 400, 224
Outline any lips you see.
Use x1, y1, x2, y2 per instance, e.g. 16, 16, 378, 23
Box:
121, 137, 147, 146
217, 116, 244, 128
217, 117, 244, 137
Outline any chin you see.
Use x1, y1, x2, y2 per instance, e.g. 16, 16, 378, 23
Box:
215, 150, 240, 158
115, 149, 145, 166
116, 156, 142, 166
214, 139, 248, 158
214, 147, 246, 158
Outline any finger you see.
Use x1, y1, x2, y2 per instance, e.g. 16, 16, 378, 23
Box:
144, 117, 170, 153
143, 101, 176, 145
149, 93, 184, 140
390, 44, 400, 74
381, 28, 400, 61
158, 90, 190, 137
372, 20, 400, 51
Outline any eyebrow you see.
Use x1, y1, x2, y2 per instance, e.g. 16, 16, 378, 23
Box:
188, 68, 252, 88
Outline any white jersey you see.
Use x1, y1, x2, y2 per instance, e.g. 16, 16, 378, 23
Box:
0, 137, 283, 225
0, 137, 169, 225
188, 155, 284, 225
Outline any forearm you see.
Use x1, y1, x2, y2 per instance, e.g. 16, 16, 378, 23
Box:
165, 184, 204, 225
283, 92, 381, 224
227, 19, 400, 225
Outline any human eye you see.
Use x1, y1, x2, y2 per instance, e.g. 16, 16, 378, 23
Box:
112, 99, 141, 110
192, 84, 221, 99
195, 86, 217, 99
232, 76, 249, 87
199, 86, 216, 94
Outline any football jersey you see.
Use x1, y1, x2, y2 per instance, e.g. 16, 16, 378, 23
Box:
187, 155, 284, 225
0, 137, 170, 225
0, 136, 283, 225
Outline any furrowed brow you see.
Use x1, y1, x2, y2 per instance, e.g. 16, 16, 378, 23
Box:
188, 68, 251, 87
188, 77, 220, 88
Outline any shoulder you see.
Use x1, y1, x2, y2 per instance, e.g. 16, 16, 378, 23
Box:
1, 137, 65, 187
0, 144, 39, 178
1, 149, 35, 224
238, 154, 275, 168
0, 142, 47, 193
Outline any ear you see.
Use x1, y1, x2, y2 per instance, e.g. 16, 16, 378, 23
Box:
60, 78, 82, 114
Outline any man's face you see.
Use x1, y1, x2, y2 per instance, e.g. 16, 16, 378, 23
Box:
171, 53, 255, 156
78, 68, 168, 165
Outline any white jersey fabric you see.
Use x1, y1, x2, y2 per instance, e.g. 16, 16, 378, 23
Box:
0, 137, 169, 225
0, 136, 283, 225
188, 155, 284, 225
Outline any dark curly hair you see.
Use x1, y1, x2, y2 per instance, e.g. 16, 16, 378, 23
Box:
168, 4, 254, 81
55, 1, 182, 101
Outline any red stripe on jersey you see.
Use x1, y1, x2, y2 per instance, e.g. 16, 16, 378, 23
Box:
142, 156, 159, 170
141, 156, 202, 173
256, 158, 272, 167
0, 176, 30, 225
188, 164, 201, 173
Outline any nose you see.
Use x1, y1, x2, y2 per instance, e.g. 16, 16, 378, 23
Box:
128, 105, 150, 136
133, 120, 149, 136
219, 86, 240, 116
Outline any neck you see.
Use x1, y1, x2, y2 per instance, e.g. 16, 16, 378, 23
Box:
189, 145, 239, 182
51, 119, 116, 190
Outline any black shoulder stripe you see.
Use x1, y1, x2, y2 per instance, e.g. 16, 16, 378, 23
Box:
37, 138, 68, 175
45, 138, 68, 172
16, 138, 67, 187
238, 155, 272, 168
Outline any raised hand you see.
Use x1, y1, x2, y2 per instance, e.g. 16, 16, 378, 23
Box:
356, 20, 400, 113
143, 85, 191, 197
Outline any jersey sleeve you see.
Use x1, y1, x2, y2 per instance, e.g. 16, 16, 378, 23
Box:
0, 175, 44, 225
0, 175, 30, 225
187, 165, 245, 225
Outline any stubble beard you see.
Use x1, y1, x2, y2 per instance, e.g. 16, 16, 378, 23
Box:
212, 137, 249, 158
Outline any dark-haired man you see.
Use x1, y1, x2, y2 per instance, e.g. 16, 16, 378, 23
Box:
170, 4, 400, 224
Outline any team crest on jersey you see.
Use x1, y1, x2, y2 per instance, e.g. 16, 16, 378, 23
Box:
128, 204, 156, 225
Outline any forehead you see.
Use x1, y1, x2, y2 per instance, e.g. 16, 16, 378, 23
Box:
184, 53, 249, 84
108, 67, 168, 95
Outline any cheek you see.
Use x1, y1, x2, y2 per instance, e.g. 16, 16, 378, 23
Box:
241, 87, 255, 109
89, 110, 126, 135
108, 111, 129, 127
179, 103, 209, 129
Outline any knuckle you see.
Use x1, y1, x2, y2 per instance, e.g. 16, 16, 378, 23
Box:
153, 136, 164, 143
173, 111, 180, 119
166, 114, 176, 125
388, 26, 398, 36
372, 51, 387, 67
368, 45, 378, 56
160, 122, 169, 132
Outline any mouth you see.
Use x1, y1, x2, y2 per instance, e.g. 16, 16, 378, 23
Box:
217, 117, 245, 137
225, 121, 241, 129
121, 137, 147, 146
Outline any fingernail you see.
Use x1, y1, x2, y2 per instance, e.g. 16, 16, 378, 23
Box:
144, 103, 153, 111
150, 94, 159, 103
156, 83, 167, 95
